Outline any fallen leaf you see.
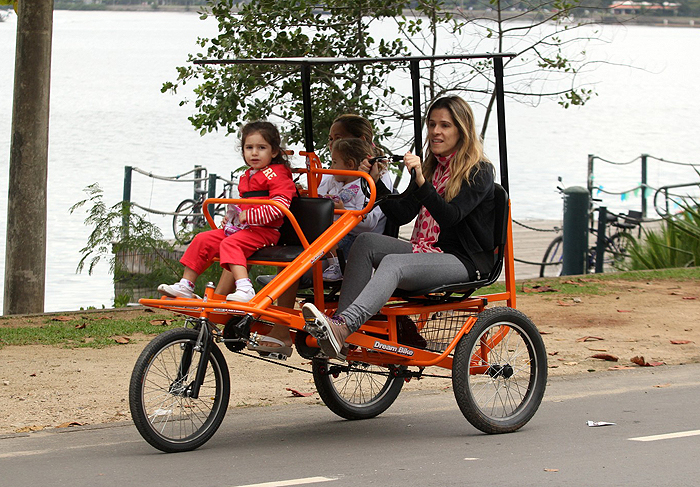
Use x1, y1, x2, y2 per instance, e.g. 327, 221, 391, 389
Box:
630, 356, 664, 367
143, 308, 155, 313
150, 319, 173, 326
572, 297, 583, 303
544, 468, 559, 472
532, 285, 558, 293
51, 316, 72, 322
669, 291, 683, 295
609, 365, 635, 370
591, 353, 618, 362
74, 323, 87, 329
285, 388, 313, 397
654, 383, 672, 388
548, 365, 559, 368
617, 309, 632, 313
682, 296, 697, 300
557, 300, 575, 307
564, 361, 578, 366
670, 340, 693, 345
56, 421, 85, 428
631, 356, 647, 366
113, 336, 130, 344
539, 330, 552, 335
548, 351, 559, 356
29, 373, 37, 377
587, 347, 608, 352
577, 336, 604, 342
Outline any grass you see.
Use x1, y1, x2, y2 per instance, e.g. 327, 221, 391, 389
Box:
2, 267, 697, 349
0, 313, 181, 349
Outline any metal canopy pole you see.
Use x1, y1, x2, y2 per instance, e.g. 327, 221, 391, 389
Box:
493, 57, 509, 194
301, 63, 314, 152
409, 59, 422, 158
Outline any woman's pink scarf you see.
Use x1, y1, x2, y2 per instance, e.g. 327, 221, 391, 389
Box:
410, 153, 453, 253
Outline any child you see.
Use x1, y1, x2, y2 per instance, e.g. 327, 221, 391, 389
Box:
158, 121, 297, 302
319, 137, 392, 281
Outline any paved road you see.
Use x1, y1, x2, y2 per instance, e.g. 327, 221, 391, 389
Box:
2, 364, 699, 486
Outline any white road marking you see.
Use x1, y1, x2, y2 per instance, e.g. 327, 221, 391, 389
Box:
233, 477, 337, 487
629, 429, 700, 442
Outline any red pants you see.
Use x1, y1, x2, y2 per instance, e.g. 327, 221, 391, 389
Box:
180, 227, 280, 275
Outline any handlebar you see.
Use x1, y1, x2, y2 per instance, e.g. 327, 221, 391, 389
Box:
361, 155, 417, 203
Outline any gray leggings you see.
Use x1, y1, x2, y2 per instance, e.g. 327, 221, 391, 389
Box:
338, 232, 470, 332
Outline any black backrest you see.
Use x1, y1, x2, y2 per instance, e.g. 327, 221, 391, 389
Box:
486, 183, 509, 282
277, 197, 335, 246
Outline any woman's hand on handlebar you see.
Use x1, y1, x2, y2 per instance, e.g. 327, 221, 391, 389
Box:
404, 152, 424, 186
359, 158, 381, 183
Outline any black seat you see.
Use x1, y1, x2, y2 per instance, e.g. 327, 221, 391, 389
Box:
248, 197, 334, 263
396, 183, 509, 298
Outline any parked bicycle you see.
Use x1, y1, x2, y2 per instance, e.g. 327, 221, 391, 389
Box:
172, 172, 236, 245
540, 186, 642, 277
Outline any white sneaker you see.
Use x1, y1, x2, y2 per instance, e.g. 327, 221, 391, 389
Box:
322, 263, 343, 281
226, 287, 255, 302
158, 281, 195, 299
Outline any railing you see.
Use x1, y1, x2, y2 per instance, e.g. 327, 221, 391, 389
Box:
654, 182, 700, 218
120, 165, 236, 237
587, 153, 700, 219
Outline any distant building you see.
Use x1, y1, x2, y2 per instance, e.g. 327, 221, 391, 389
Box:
610, 1, 680, 15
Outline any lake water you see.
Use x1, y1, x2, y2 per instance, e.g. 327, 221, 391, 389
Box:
1, 11, 699, 312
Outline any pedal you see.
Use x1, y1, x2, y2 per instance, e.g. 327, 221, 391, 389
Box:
303, 321, 327, 339
264, 352, 288, 361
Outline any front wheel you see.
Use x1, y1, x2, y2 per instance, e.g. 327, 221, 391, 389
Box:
452, 307, 547, 434
539, 235, 563, 277
312, 358, 404, 420
129, 328, 230, 452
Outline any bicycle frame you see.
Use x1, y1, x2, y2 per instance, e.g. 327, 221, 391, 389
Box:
140, 148, 518, 372
131, 55, 549, 453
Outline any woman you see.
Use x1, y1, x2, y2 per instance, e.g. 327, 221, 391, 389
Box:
302, 96, 496, 360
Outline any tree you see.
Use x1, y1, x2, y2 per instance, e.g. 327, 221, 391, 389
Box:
164, 0, 416, 153
165, 0, 612, 149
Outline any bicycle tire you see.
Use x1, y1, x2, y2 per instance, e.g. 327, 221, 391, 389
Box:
452, 307, 547, 434
539, 235, 563, 277
605, 232, 634, 270
129, 328, 230, 453
312, 358, 404, 420
172, 198, 204, 245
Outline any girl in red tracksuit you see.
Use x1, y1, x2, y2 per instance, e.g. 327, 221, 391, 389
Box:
158, 121, 296, 302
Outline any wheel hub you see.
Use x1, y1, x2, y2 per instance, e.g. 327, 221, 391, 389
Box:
487, 364, 514, 379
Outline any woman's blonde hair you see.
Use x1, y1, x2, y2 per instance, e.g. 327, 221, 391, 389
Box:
422, 96, 491, 201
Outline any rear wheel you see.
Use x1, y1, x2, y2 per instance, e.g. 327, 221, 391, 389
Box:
312, 358, 404, 420
605, 232, 634, 270
452, 307, 547, 434
172, 199, 203, 245
129, 328, 230, 452
539, 235, 563, 277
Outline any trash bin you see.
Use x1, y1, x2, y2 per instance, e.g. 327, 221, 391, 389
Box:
562, 186, 589, 275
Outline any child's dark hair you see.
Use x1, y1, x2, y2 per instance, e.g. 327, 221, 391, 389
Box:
331, 138, 373, 170
240, 121, 290, 167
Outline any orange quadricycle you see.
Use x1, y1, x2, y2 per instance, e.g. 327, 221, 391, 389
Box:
129, 55, 547, 453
